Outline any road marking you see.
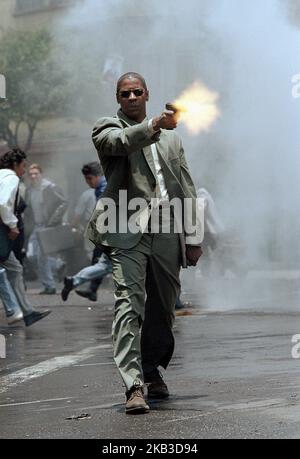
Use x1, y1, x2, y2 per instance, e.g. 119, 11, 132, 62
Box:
34, 396, 295, 417
0, 397, 72, 408
74, 362, 115, 367
0, 344, 112, 394
166, 398, 289, 423
37, 402, 122, 413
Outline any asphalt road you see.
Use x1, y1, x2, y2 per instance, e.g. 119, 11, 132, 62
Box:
0, 275, 300, 439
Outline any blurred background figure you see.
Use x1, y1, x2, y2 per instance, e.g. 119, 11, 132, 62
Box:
0, 149, 51, 326
25, 164, 68, 294
197, 187, 247, 278
0, 267, 23, 325
64, 161, 110, 302
176, 187, 225, 310
72, 166, 98, 262
61, 253, 112, 302
13, 192, 27, 265
197, 187, 225, 275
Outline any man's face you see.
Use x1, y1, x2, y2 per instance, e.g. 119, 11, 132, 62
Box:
28, 168, 42, 185
116, 77, 149, 122
14, 160, 26, 178
84, 174, 100, 189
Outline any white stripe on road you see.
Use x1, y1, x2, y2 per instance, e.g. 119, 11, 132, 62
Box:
34, 396, 290, 416
37, 402, 122, 413
166, 398, 288, 423
0, 397, 72, 408
0, 344, 112, 394
74, 362, 115, 367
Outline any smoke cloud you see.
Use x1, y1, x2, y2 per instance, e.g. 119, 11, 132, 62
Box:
281, 0, 300, 28
53, 0, 300, 310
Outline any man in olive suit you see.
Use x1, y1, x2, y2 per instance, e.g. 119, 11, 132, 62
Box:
87, 72, 203, 414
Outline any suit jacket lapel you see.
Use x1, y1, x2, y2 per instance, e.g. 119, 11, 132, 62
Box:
156, 133, 185, 199
155, 134, 169, 162
142, 145, 157, 181
118, 110, 157, 182
117, 110, 186, 201
156, 148, 186, 201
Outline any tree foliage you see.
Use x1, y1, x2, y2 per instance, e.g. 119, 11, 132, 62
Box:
0, 28, 70, 151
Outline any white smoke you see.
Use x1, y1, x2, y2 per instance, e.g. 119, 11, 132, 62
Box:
53, 0, 300, 310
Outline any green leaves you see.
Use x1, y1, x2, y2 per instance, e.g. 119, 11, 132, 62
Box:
0, 28, 70, 151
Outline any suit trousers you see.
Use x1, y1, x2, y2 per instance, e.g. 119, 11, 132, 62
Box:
109, 228, 181, 391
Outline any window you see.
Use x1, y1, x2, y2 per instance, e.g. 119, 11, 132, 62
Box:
14, 0, 77, 16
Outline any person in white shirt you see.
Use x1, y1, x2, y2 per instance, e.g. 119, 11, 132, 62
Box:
0, 149, 51, 326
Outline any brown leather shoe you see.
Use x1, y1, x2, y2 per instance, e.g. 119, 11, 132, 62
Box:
125, 385, 150, 414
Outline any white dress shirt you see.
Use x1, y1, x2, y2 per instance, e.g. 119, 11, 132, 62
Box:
148, 119, 169, 202
147, 120, 203, 246
150, 143, 170, 202
0, 169, 19, 228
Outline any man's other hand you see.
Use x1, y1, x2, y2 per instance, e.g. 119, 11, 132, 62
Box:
186, 245, 203, 267
8, 227, 20, 240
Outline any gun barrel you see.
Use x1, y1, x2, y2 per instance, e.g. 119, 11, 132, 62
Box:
165, 103, 178, 113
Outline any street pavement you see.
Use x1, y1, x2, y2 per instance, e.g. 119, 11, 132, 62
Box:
0, 274, 300, 439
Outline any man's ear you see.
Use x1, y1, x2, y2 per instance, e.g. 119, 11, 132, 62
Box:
116, 93, 120, 104
145, 90, 149, 102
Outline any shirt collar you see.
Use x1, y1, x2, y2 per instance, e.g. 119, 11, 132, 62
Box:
117, 109, 147, 127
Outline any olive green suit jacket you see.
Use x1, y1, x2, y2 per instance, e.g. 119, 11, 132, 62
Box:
86, 109, 202, 267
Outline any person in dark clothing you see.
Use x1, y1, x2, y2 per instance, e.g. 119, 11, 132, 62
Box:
25, 164, 67, 294
13, 195, 26, 264
62, 162, 111, 302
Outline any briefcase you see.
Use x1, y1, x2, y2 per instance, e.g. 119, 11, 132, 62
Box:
36, 224, 77, 255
